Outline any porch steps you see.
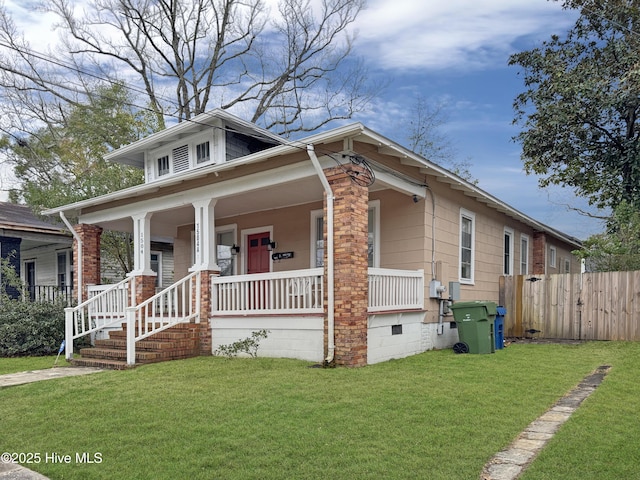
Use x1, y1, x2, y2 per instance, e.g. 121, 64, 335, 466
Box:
72, 323, 200, 370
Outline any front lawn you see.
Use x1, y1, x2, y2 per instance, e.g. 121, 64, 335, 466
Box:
1, 342, 637, 479
0, 355, 59, 374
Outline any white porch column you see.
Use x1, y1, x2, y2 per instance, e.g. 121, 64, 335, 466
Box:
191, 198, 219, 271
131, 212, 156, 276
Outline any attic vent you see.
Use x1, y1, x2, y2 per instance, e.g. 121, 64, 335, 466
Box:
173, 145, 189, 173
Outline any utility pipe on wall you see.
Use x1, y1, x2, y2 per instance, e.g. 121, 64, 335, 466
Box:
307, 145, 335, 365
60, 212, 83, 305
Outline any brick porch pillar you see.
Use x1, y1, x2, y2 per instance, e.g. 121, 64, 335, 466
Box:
134, 275, 157, 305
325, 165, 369, 367
532, 231, 547, 275
73, 223, 103, 301
195, 270, 218, 355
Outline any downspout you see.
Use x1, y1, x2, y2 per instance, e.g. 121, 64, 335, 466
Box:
425, 185, 447, 334
60, 212, 83, 304
426, 186, 436, 281
307, 145, 335, 365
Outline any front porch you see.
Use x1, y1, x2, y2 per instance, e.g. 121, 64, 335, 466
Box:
65, 266, 426, 368
59, 150, 436, 367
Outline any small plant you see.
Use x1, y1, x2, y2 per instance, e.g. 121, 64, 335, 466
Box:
215, 329, 270, 359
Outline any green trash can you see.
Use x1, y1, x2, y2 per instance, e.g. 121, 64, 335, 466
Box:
450, 301, 497, 354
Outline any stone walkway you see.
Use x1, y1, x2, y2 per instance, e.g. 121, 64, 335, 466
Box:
481, 365, 611, 480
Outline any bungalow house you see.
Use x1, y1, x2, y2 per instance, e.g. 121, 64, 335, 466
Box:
43, 109, 581, 368
0, 202, 73, 302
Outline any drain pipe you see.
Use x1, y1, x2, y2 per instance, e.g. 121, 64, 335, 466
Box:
307, 145, 335, 365
426, 186, 436, 281
60, 212, 83, 304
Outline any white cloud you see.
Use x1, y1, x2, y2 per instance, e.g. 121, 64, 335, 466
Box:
354, 0, 576, 71
3, 1, 60, 52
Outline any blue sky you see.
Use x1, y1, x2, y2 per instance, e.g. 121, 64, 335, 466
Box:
348, 0, 604, 240
0, 0, 603, 239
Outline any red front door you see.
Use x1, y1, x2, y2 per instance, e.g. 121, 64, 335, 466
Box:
247, 232, 271, 274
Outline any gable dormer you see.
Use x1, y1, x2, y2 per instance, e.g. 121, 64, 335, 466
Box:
146, 129, 221, 181
105, 110, 283, 184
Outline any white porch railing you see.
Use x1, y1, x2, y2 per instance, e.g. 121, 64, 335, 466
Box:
125, 271, 200, 365
368, 268, 425, 312
210, 267, 424, 315
211, 268, 324, 315
65, 277, 133, 360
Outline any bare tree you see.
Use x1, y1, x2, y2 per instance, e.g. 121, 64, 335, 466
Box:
406, 95, 476, 184
0, 0, 374, 136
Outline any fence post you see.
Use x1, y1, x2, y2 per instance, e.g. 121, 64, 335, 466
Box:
64, 307, 74, 361
126, 306, 136, 366
210, 272, 219, 315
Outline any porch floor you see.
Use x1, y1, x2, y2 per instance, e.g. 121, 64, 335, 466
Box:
72, 322, 200, 370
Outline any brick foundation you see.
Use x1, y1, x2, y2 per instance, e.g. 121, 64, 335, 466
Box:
325, 165, 369, 367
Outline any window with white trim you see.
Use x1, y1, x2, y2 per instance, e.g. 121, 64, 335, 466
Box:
150, 251, 162, 287
504, 228, 514, 275
311, 201, 379, 268
549, 246, 557, 268
520, 234, 529, 274
459, 209, 475, 283
310, 210, 325, 267
216, 227, 237, 277
196, 141, 211, 164
157, 154, 170, 176
56, 250, 73, 288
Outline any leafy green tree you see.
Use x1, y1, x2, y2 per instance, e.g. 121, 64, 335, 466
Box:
1, 83, 155, 277
4, 83, 150, 210
509, 0, 640, 210
575, 201, 640, 271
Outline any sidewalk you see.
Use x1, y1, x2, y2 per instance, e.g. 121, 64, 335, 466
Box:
0, 366, 105, 480
0, 461, 49, 480
0, 367, 104, 388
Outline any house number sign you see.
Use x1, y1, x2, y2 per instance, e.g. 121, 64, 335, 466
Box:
272, 252, 294, 261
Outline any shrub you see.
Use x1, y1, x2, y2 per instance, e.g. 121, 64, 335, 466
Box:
215, 329, 270, 359
0, 257, 66, 357
0, 300, 66, 357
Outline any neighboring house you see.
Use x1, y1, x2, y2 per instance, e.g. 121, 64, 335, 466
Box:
0, 202, 73, 302
44, 110, 582, 368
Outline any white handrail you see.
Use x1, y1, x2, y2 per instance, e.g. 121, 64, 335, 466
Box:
126, 271, 200, 365
65, 277, 133, 360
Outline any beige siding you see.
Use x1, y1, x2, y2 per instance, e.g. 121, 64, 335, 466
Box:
170, 176, 580, 317
373, 190, 426, 270
419, 178, 580, 305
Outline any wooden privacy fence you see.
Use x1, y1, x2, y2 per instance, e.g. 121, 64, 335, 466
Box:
500, 271, 640, 341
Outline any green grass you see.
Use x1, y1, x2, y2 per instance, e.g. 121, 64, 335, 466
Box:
0, 355, 60, 374
1, 342, 637, 479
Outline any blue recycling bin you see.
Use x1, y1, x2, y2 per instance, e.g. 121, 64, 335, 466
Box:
494, 306, 506, 350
